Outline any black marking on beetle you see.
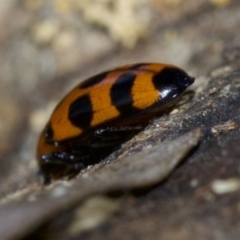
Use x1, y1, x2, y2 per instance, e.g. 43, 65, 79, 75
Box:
44, 123, 54, 142
68, 94, 93, 128
153, 67, 194, 103
79, 64, 150, 89
127, 63, 149, 70
79, 72, 108, 89
110, 72, 136, 114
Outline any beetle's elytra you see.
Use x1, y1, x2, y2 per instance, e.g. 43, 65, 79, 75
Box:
37, 63, 194, 184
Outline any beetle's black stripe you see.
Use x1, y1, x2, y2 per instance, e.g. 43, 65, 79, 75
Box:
110, 72, 136, 114
126, 63, 148, 70
68, 94, 93, 128
79, 64, 149, 89
79, 72, 108, 89
44, 123, 54, 143
153, 67, 193, 103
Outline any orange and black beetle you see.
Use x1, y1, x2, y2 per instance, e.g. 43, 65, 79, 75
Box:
37, 63, 194, 183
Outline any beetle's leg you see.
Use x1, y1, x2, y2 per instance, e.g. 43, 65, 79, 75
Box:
85, 124, 145, 149
95, 124, 144, 135
39, 150, 85, 183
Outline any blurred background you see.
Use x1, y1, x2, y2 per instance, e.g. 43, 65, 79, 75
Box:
0, 0, 239, 197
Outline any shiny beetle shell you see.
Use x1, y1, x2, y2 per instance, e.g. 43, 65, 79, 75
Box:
37, 63, 194, 183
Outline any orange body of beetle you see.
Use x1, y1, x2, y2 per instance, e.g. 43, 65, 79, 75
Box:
37, 63, 194, 183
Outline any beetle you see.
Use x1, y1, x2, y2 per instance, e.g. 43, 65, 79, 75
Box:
37, 63, 194, 184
